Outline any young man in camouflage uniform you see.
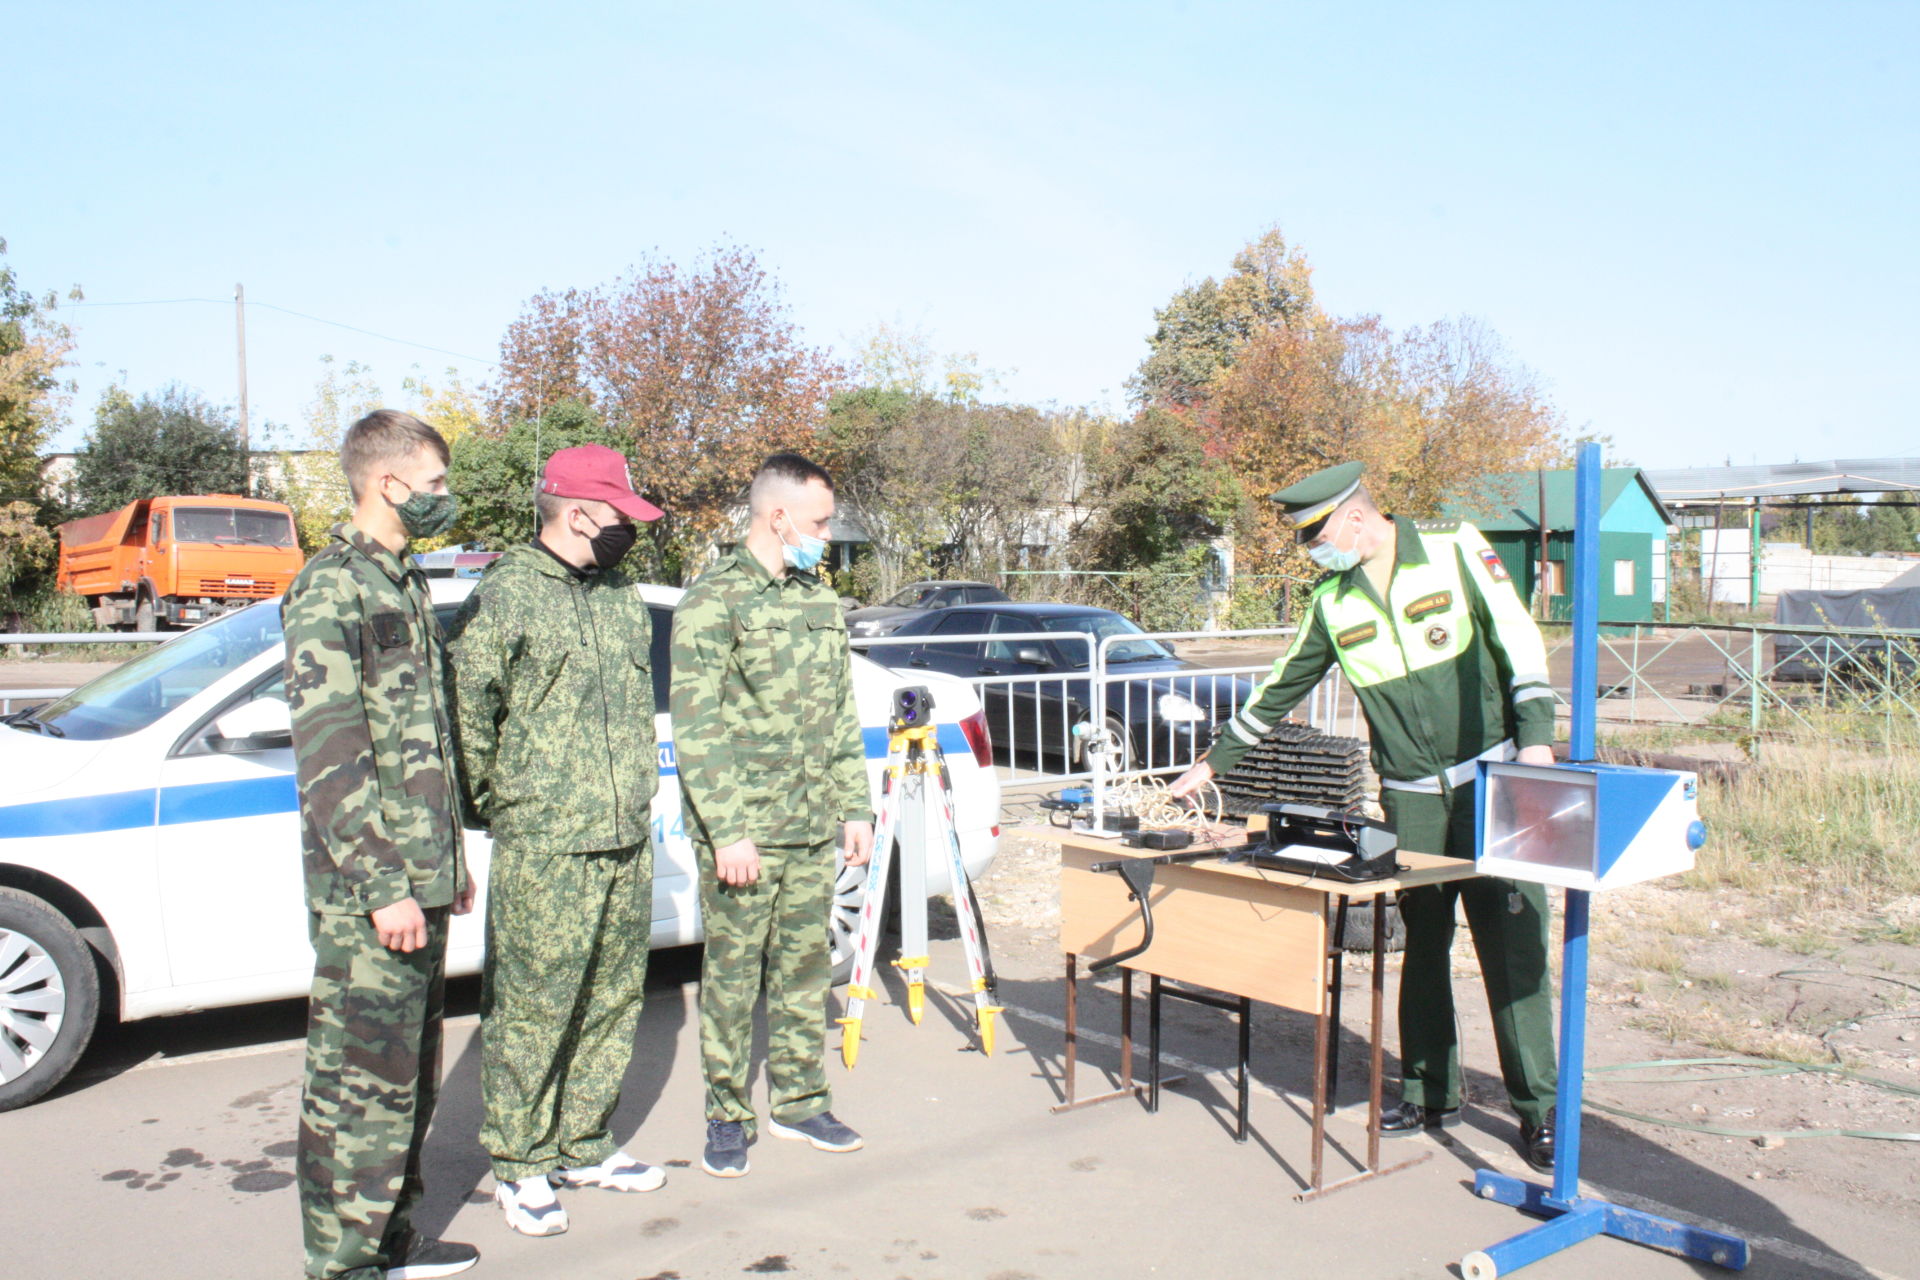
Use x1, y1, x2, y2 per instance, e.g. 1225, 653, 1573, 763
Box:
447, 444, 666, 1236
670, 452, 873, 1177
1171, 461, 1561, 1172
284, 409, 478, 1280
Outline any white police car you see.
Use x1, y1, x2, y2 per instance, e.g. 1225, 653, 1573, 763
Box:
0, 579, 1000, 1111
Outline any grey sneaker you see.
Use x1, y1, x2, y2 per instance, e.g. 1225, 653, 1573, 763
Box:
385, 1234, 480, 1278
768, 1111, 864, 1152
702, 1119, 751, 1177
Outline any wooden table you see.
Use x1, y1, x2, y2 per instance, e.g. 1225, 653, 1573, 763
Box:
1016, 824, 1479, 1200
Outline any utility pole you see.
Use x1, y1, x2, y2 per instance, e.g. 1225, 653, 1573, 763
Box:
235, 284, 251, 489
1536, 468, 1551, 618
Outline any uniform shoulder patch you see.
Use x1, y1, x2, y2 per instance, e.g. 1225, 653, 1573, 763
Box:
1414, 518, 1462, 533
1335, 621, 1378, 649
1477, 548, 1512, 582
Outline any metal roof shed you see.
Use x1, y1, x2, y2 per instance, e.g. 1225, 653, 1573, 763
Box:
1441, 469, 1673, 623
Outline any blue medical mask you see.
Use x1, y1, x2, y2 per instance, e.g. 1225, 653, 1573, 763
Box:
1307, 519, 1361, 572
778, 519, 828, 572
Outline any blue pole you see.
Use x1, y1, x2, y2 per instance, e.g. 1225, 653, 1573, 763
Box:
1553, 443, 1603, 1202
1466, 443, 1748, 1273
1570, 443, 1600, 763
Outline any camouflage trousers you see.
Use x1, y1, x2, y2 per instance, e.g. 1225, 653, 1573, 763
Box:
698, 839, 835, 1140
299, 906, 449, 1280
480, 840, 652, 1181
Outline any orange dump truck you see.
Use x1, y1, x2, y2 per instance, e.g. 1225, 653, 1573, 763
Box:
57, 495, 306, 631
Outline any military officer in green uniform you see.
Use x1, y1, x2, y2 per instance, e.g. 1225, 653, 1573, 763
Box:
284, 410, 479, 1280
670, 452, 874, 1178
447, 444, 668, 1237
1171, 461, 1560, 1171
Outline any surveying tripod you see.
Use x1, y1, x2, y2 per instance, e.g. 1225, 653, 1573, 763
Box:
839, 686, 1002, 1067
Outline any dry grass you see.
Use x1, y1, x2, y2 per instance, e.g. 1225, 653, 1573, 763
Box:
1686, 712, 1920, 908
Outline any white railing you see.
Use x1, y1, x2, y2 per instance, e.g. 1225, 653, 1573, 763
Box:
851, 625, 1363, 805
0, 688, 75, 713
0, 633, 167, 645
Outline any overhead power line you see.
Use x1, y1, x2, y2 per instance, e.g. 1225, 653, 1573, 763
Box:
66, 296, 495, 365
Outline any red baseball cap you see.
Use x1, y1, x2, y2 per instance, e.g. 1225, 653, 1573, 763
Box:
538, 444, 663, 522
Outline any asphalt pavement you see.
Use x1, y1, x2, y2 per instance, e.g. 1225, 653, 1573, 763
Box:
3, 937, 1907, 1280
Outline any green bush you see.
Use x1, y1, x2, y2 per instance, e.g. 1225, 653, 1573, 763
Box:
19, 588, 96, 634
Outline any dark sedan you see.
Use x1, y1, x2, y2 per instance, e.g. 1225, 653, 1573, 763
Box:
873, 602, 1256, 771
846, 580, 1011, 638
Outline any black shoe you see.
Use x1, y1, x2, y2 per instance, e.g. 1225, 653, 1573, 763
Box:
702, 1118, 751, 1177
1521, 1108, 1556, 1172
1379, 1101, 1461, 1135
385, 1234, 479, 1280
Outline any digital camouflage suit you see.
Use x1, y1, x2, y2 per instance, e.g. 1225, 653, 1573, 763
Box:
284, 523, 466, 1280
669, 549, 868, 1138
1205, 516, 1559, 1125
447, 542, 660, 1182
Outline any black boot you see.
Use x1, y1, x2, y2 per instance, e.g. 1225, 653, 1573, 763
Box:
1380, 1101, 1461, 1135
1520, 1108, 1556, 1171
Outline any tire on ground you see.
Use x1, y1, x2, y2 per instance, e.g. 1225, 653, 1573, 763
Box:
0, 887, 102, 1112
1338, 897, 1407, 954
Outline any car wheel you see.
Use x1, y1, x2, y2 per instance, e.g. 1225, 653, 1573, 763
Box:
829, 857, 870, 985
1103, 715, 1139, 771
134, 595, 156, 633
0, 888, 101, 1112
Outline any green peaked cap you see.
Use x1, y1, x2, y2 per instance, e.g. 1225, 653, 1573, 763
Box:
1269, 461, 1364, 540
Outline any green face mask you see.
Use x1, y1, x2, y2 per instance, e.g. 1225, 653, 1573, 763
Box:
392, 483, 459, 539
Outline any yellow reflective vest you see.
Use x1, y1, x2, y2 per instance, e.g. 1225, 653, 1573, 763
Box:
1207, 517, 1555, 792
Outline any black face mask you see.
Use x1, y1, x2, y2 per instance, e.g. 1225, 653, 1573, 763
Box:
580, 514, 638, 570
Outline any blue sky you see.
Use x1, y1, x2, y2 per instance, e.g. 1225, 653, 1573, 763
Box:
8, 1, 1915, 468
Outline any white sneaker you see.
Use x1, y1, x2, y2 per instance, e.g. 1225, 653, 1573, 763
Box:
552, 1150, 667, 1193
494, 1176, 569, 1236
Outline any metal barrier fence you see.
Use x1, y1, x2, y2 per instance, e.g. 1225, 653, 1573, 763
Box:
0, 632, 163, 713
1534, 619, 1920, 747
851, 625, 1361, 788
0, 633, 168, 646
0, 688, 73, 714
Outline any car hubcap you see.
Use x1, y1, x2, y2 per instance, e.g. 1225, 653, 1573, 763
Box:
830, 861, 869, 970
0, 927, 66, 1084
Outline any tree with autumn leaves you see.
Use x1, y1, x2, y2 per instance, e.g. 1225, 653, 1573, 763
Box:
486, 245, 842, 582
1132, 227, 1570, 582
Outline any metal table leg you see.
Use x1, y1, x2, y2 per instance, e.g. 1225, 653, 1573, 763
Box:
1052, 959, 1155, 1114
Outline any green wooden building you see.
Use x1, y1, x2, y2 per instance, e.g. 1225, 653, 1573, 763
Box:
1440, 468, 1674, 624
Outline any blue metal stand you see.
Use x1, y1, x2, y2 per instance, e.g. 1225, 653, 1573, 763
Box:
1461, 445, 1750, 1278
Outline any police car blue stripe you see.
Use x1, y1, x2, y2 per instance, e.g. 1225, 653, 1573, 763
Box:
0, 787, 157, 838
0, 725, 973, 841
157, 775, 299, 825
860, 724, 971, 760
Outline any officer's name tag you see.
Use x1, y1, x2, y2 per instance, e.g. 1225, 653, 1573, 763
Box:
1336, 622, 1377, 649
1404, 591, 1453, 621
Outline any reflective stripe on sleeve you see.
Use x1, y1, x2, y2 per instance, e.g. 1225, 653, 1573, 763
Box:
1380, 739, 1516, 793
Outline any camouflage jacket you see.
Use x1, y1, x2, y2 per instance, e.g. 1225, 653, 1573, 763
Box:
282, 522, 466, 915
669, 549, 868, 849
446, 542, 658, 854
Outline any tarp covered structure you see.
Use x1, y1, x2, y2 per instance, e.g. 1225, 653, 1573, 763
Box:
1772, 561, 1920, 680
